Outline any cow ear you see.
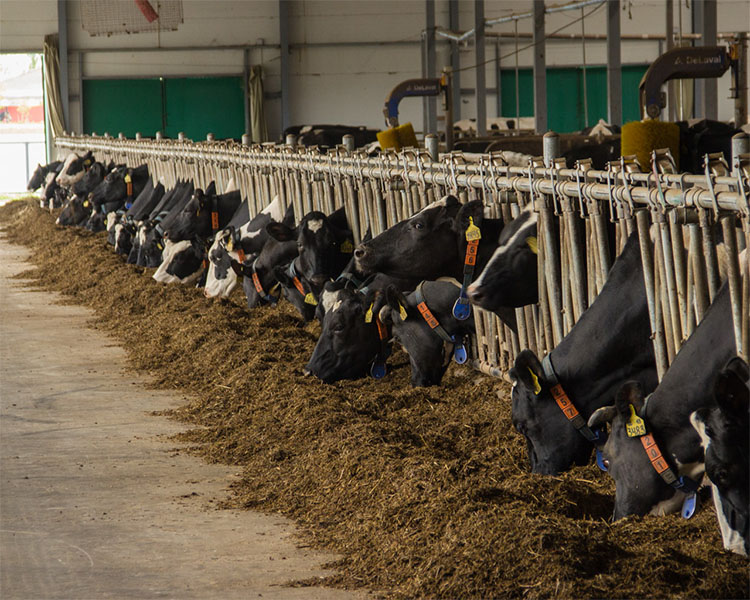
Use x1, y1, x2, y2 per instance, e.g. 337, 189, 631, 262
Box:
438, 195, 461, 220
615, 381, 644, 417
282, 203, 295, 226
714, 357, 750, 420
266, 222, 296, 241
512, 350, 545, 395
454, 200, 484, 233
385, 285, 409, 322
378, 304, 394, 325
205, 181, 217, 196
327, 206, 350, 231
272, 265, 291, 286
588, 405, 618, 430
361, 226, 373, 243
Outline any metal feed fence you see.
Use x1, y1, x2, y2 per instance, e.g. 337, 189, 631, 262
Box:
56, 133, 750, 380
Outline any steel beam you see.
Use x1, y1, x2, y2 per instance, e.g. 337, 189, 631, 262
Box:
495, 40, 502, 117
58, 0, 69, 131
666, 0, 675, 121
607, 0, 621, 125
424, 0, 437, 135
279, 0, 290, 133
449, 0, 461, 121
533, 0, 547, 133
701, 0, 718, 120
475, 0, 487, 136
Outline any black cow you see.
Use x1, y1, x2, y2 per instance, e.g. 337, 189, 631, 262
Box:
380, 279, 474, 387
509, 233, 657, 475
27, 160, 62, 192
266, 207, 353, 296
112, 180, 166, 256
691, 357, 749, 556
588, 282, 735, 520
86, 164, 150, 232
71, 161, 107, 199
204, 198, 294, 299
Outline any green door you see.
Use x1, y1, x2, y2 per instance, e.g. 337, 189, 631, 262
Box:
82, 76, 245, 141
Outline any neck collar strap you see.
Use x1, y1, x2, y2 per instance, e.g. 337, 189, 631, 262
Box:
414, 282, 468, 364
370, 292, 390, 379
251, 257, 278, 305
211, 196, 219, 232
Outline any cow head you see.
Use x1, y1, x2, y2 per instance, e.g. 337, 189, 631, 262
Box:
136, 222, 167, 268
691, 357, 750, 556
56, 193, 91, 226
72, 161, 106, 197
43, 172, 59, 204
380, 281, 471, 387
237, 238, 297, 309
114, 218, 137, 256
266, 207, 352, 294
509, 350, 594, 475
166, 182, 218, 242
305, 283, 384, 383
588, 382, 684, 520
467, 204, 539, 311
84, 207, 108, 232
56, 151, 94, 188
354, 195, 462, 280
27, 163, 48, 191
272, 259, 318, 322
153, 238, 205, 285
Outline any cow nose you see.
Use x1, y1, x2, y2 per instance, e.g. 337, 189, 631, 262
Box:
354, 245, 367, 259
467, 283, 484, 303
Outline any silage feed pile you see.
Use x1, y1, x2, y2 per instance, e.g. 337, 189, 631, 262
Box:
2, 199, 747, 599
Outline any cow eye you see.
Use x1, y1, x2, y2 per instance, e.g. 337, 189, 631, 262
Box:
413, 221, 424, 230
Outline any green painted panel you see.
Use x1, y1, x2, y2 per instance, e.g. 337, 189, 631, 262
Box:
499, 65, 649, 132
163, 77, 244, 141
82, 79, 162, 138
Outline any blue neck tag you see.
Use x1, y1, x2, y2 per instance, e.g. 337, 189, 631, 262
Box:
370, 361, 387, 379
452, 295, 471, 320
682, 493, 697, 519
453, 343, 468, 364
125, 202, 133, 210
595, 448, 608, 471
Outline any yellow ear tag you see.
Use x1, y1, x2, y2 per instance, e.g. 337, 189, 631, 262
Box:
625, 404, 647, 438
399, 303, 408, 321
526, 236, 538, 255
226, 238, 234, 251
304, 292, 318, 305
83, 200, 89, 207
465, 216, 482, 242
528, 368, 542, 395
364, 302, 374, 323
340, 239, 354, 253
124, 174, 132, 183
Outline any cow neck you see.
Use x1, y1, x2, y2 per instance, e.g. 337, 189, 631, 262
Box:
414, 282, 468, 365
250, 257, 279, 305
548, 234, 654, 414
369, 291, 390, 380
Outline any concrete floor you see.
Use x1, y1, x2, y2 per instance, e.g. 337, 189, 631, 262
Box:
0, 235, 364, 600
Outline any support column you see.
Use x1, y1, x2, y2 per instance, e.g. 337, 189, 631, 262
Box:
702, 0, 718, 120
449, 0, 461, 122
423, 0, 437, 135
475, 0, 486, 137
665, 0, 675, 121
279, 0, 290, 133
533, 0, 547, 133
243, 48, 251, 136
495, 40, 502, 118
57, 0, 69, 131
607, 0, 621, 125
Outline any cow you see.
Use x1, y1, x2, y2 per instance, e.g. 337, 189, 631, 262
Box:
56, 191, 92, 227
588, 281, 735, 520
380, 279, 474, 387
204, 198, 293, 299
112, 180, 166, 256
132, 180, 194, 268
86, 164, 150, 232
691, 357, 749, 556
508, 233, 657, 475
266, 206, 353, 297
55, 151, 95, 188
233, 236, 298, 309
466, 203, 539, 311
27, 160, 62, 192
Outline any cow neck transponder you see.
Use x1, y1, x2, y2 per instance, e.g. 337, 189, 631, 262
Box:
626, 400, 701, 519
541, 354, 607, 470
124, 170, 133, 208
453, 216, 481, 320
415, 282, 467, 365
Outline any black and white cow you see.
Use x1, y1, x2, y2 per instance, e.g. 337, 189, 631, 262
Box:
55, 151, 94, 189
380, 279, 475, 387
204, 198, 293, 299
509, 233, 657, 475
133, 180, 195, 268
466, 203, 539, 311
588, 281, 735, 520
56, 190, 92, 227
234, 237, 298, 309
27, 160, 62, 192
112, 180, 166, 255
691, 357, 749, 556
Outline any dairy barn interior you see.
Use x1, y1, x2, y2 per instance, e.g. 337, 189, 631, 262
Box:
1, 0, 749, 598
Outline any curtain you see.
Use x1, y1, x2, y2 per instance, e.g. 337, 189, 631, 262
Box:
249, 65, 268, 143
43, 34, 66, 138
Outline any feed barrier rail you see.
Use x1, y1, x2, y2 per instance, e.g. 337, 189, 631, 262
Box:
56, 133, 750, 380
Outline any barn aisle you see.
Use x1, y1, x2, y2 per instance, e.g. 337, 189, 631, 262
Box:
0, 235, 362, 600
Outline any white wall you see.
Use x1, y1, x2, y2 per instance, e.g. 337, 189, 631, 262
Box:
2, 0, 748, 142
